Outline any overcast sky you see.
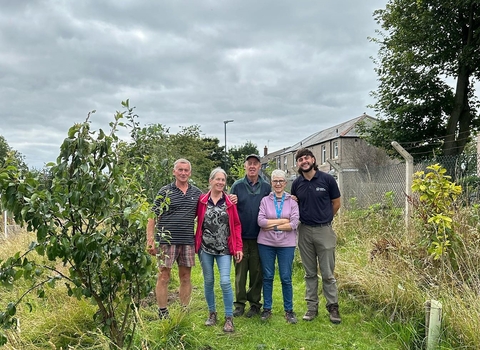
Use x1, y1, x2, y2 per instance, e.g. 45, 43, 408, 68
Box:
0, 0, 387, 169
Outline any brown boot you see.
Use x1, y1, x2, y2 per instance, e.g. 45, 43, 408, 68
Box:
205, 311, 217, 326
327, 304, 341, 324
223, 316, 234, 332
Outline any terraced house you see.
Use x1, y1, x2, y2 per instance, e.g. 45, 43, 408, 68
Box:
260, 114, 399, 207
262, 114, 391, 176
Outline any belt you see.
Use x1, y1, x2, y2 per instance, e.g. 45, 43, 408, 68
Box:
304, 222, 331, 227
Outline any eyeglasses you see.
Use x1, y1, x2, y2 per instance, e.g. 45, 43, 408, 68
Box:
272, 180, 286, 184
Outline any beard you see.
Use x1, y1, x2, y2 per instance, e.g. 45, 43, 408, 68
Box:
299, 163, 314, 173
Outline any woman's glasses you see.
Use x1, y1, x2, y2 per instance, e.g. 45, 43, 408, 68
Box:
272, 180, 286, 184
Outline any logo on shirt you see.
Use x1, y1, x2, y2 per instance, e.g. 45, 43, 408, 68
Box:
316, 187, 326, 192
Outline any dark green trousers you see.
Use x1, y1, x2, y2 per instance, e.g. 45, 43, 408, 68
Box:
234, 239, 263, 309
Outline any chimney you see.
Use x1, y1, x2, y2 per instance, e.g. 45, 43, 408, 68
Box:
264, 145, 268, 156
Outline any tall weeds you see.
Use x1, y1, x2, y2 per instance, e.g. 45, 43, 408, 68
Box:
337, 183, 480, 349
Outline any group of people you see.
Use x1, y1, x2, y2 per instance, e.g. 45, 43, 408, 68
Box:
145, 148, 341, 333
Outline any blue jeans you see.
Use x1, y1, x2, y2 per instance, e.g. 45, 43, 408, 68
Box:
199, 250, 234, 317
258, 244, 295, 311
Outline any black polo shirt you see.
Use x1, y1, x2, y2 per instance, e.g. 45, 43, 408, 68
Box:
291, 170, 340, 226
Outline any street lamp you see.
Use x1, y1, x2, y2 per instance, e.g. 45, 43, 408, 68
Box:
223, 119, 234, 171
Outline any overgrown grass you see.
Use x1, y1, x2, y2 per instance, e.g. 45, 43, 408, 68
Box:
336, 199, 480, 350
3, 201, 480, 349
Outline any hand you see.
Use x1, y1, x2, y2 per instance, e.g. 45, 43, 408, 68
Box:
146, 240, 157, 256
291, 195, 298, 202
229, 194, 238, 204
234, 251, 243, 263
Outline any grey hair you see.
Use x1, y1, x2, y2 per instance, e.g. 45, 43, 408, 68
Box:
271, 169, 287, 180
209, 167, 227, 181
174, 158, 191, 169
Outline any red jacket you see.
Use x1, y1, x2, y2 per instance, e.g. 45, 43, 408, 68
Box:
195, 191, 243, 254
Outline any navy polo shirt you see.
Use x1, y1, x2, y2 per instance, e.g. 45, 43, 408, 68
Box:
291, 170, 340, 225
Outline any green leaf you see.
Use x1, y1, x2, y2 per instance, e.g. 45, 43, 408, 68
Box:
25, 302, 33, 312
6, 303, 16, 316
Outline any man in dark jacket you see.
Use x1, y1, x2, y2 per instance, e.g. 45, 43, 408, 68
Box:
230, 154, 271, 318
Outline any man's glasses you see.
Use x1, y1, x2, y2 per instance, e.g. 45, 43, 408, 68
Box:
272, 180, 286, 184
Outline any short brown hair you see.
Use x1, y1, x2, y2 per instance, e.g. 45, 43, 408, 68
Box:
295, 148, 315, 161
295, 148, 318, 174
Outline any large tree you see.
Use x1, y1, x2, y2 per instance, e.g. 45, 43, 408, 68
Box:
361, 0, 480, 160
167, 125, 220, 190
120, 121, 224, 195
0, 135, 26, 170
0, 135, 9, 164
228, 141, 259, 162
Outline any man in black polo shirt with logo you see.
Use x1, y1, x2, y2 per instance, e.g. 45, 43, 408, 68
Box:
146, 158, 203, 319
291, 148, 341, 324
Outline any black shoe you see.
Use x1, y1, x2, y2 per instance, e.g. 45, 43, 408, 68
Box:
245, 305, 260, 318
260, 309, 272, 321
327, 304, 341, 324
158, 307, 169, 320
233, 305, 245, 317
285, 310, 298, 324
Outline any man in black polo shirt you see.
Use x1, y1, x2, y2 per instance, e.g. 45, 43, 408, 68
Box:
146, 158, 202, 319
291, 148, 341, 324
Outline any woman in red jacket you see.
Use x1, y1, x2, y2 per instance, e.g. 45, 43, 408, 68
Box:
195, 167, 243, 332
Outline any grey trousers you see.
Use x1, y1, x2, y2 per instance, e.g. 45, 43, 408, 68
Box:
297, 223, 338, 311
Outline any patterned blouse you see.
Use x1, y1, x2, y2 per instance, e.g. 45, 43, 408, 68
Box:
201, 196, 231, 255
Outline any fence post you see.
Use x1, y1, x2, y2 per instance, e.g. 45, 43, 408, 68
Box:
327, 159, 343, 210
391, 142, 413, 230
425, 299, 442, 349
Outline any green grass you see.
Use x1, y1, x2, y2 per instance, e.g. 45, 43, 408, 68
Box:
5, 206, 478, 349
135, 253, 404, 350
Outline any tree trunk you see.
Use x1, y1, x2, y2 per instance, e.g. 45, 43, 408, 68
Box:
443, 7, 475, 157
443, 66, 471, 157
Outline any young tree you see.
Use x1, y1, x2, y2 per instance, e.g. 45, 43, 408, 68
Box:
361, 0, 480, 160
0, 101, 155, 348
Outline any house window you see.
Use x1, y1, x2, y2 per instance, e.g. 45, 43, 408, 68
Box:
321, 145, 326, 164
284, 156, 288, 170
333, 141, 338, 159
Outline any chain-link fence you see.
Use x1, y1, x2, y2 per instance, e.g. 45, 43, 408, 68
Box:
340, 153, 480, 210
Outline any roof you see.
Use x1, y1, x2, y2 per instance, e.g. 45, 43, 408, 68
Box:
261, 147, 287, 162
283, 114, 376, 153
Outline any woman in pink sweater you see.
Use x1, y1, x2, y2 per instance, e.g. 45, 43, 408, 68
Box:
257, 169, 299, 324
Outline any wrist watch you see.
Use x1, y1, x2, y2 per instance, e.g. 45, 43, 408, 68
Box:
273, 225, 278, 231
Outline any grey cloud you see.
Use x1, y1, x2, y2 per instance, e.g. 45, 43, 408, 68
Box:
0, 0, 387, 168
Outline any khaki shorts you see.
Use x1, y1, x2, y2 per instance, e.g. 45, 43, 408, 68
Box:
157, 244, 195, 268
